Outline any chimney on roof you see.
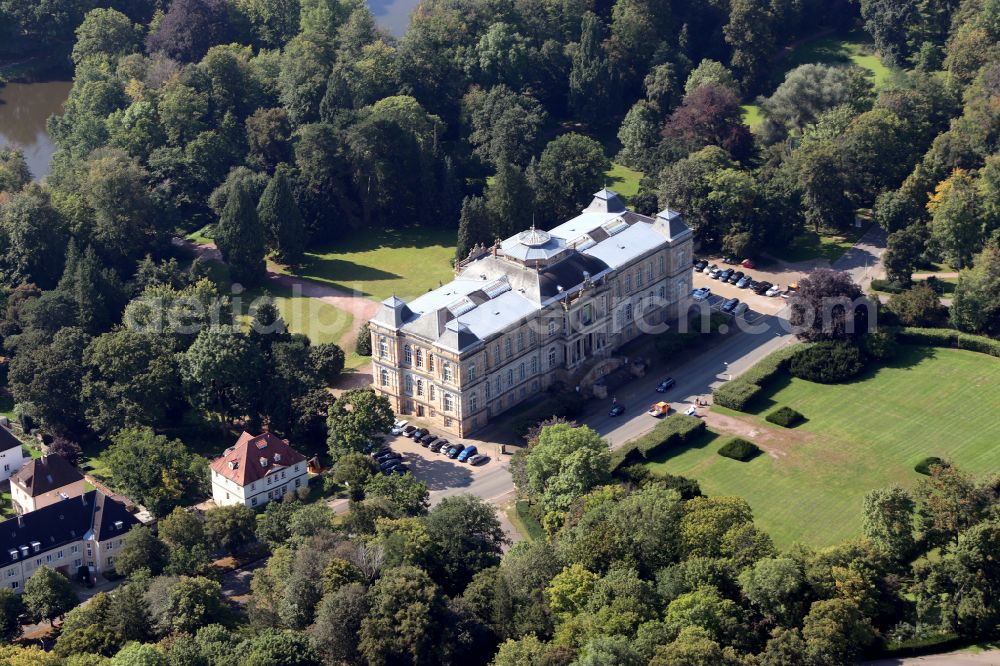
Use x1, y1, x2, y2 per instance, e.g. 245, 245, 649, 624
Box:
16, 515, 23, 528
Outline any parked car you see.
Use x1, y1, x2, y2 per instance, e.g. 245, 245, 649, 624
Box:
723, 256, 738, 264
468, 454, 488, 466
692, 287, 711, 301
733, 302, 749, 316
717, 268, 733, 281
391, 465, 409, 475
402, 425, 416, 436
754, 281, 772, 295
766, 284, 783, 297
376, 451, 402, 463
446, 444, 465, 459
736, 275, 752, 289
656, 378, 676, 392
390, 419, 408, 435
370, 447, 391, 459
703, 263, 717, 275
609, 403, 626, 417
741, 258, 756, 269
363, 441, 380, 454
721, 298, 740, 313
379, 458, 402, 471
727, 271, 744, 285
694, 259, 708, 271
457, 445, 478, 462
410, 428, 427, 440
429, 439, 446, 453
420, 434, 437, 447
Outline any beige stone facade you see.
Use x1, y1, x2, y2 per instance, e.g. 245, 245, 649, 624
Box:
369, 190, 693, 438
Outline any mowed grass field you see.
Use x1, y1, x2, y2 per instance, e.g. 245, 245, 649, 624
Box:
607, 162, 643, 205
772, 223, 871, 264
742, 30, 895, 129
275, 227, 457, 302
644, 346, 1000, 548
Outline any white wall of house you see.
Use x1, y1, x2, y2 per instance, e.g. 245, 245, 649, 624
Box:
211, 462, 307, 509
0, 531, 127, 593
0, 447, 25, 484
11, 478, 86, 515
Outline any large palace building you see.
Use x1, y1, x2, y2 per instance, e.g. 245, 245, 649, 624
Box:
369, 189, 693, 437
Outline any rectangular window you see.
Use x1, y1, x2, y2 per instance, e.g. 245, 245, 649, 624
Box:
548, 321, 556, 337
74, 559, 81, 567
251, 497, 258, 506
46, 554, 52, 562
404, 346, 412, 364
485, 381, 491, 397
517, 331, 524, 351
625, 303, 634, 322
647, 263, 654, 282
443, 363, 453, 382
658, 254, 665, 274
378, 338, 387, 357
548, 348, 557, 368
507, 369, 514, 387
405, 375, 413, 394
444, 416, 453, 427
415, 349, 423, 367
444, 394, 454, 411
531, 356, 538, 374
430, 385, 436, 400
11, 582, 17, 590
495, 376, 502, 394
625, 274, 632, 292
470, 393, 478, 411
504, 337, 513, 358
468, 364, 476, 382
416, 380, 424, 396
636, 268, 643, 288
71, 545, 79, 554
519, 363, 525, 381
529, 328, 536, 344
428, 354, 434, 371
380, 368, 389, 386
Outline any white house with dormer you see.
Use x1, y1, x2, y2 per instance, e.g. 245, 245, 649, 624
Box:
209, 432, 308, 508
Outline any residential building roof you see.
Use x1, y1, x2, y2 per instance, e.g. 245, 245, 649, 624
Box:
0, 425, 21, 454
0, 490, 138, 565
11, 454, 84, 498
209, 432, 307, 487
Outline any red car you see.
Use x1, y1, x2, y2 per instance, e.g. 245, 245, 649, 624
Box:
741, 258, 755, 269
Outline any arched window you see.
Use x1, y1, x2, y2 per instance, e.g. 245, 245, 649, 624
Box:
380, 368, 389, 386
415, 349, 423, 367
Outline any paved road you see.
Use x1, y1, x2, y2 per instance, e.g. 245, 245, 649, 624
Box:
834, 224, 887, 290
861, 650, 1000, 665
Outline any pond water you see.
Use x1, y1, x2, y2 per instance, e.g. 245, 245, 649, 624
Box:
371, 0, 420, 37
0, 80, 72, 181
0, 3, 417, 182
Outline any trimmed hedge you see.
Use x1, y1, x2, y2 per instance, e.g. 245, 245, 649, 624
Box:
718, 437, 761, 461
789, 342, 865, 384
766, 406, 804, 427
897, 327, 1000, 358
914, 456, 949, 475
871, 279, 905, 294
610, 414, 706, 471
713, 344, 807, 411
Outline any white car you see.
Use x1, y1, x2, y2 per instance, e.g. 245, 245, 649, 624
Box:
703, 263, 717, 275
692, 287, 712, 301
390, 419, 408, 435
765, 285, 782, 297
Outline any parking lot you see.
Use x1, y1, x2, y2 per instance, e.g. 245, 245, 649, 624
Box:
374, 432, 499, 493
692, 268, 789, 318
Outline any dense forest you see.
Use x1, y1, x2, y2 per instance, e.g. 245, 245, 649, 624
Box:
0, 0, 999, 663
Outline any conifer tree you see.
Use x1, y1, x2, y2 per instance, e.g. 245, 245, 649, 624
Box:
456, 196, 495, 260
569, 13, 615, 126
258, 163, 307, 265
216, 177, 266, 286
486, 162, 534, 239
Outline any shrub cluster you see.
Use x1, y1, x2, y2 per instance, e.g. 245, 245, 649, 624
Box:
765, 406, 804, 428
713, 344, 806, 411
610, 414, 705, 471
789, 342, 864, 383
871, 279, 906, 294
718, 437, 762, 461
897, 327, 1000, 358
914, 456, 949, 475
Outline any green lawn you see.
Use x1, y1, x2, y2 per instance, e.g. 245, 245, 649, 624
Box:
275, 227, 457, 302
741, 104, 764, 130
643, 346, 1000, 548
771, 30, 895, 91
772, 224, 870, 264
186, 224, 216, 246
606, 163, 643, 205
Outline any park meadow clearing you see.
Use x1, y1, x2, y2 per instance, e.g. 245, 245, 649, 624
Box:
644, 345, 1000, 548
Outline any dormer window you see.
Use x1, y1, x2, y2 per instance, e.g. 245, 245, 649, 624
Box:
259, 457, 268, 467
8, 550, 17, 561
228, 461, 238, 470
30, 542, 40, 553
114, 521, 123, 530
19, 546, 27, 557
274, 453, 281, 463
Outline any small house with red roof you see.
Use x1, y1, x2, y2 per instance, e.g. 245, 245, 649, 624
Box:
209, 432, 308, 508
